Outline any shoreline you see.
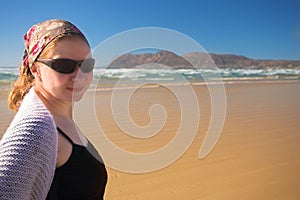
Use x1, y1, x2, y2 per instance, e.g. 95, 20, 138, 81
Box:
86, 78, 300, 93
1, 78, 299, 98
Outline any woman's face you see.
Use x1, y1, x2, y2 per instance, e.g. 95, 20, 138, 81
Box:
35, 37, 93, 103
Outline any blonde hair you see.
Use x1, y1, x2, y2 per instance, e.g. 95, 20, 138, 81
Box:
8, 33, 89, 112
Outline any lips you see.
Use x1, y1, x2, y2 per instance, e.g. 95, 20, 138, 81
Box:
66, 87, 84, 93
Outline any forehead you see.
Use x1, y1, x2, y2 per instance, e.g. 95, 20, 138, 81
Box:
48, 37, 91, 60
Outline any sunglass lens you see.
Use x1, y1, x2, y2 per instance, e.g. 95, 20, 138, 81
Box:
52, 59, 77, 74
80, 59, 95, 73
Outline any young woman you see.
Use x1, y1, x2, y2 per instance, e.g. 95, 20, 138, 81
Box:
0, 19, 107, 199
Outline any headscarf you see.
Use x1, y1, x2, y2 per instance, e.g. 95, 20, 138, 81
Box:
22, 19, 86, 68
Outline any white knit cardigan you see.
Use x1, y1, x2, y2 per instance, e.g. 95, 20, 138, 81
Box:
0, 88, 58, 200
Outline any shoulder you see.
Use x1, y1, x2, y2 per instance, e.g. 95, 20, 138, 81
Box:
3, 88, 57, 146
0, 88, 58, 199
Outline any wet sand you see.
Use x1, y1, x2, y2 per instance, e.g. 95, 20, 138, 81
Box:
1, 80, 300, 199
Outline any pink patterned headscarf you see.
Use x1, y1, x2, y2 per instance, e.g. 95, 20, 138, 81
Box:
22, 19, 86, 68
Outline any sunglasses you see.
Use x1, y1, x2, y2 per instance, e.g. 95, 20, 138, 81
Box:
36, 58, 95, 74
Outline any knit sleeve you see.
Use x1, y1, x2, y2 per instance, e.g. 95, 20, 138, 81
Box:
0, 88, 58, 200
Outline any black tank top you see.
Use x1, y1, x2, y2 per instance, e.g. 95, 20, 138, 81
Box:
46, 127, 107, 200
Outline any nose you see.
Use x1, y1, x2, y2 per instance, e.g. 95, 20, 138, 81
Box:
71, 65, 85, 82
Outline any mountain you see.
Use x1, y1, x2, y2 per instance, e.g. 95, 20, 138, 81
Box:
107, 50, 300, 69
108, 50, 192, 69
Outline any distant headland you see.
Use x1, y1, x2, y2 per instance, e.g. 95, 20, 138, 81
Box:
107, 50, 300, 69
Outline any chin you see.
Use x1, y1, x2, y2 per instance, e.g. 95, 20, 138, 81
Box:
72, 93, 85, 102
67, 86, 89, 102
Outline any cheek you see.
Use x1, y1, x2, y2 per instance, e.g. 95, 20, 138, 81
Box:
78, 71, 93, 86
39, 67, 68, 90
85, 72, 93, 89
87, 72, 93, 83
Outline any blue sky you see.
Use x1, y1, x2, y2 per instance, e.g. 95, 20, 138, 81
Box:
0, 0, 299, 66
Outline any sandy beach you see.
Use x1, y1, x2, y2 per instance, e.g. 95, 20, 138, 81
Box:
1, 80, 300, 199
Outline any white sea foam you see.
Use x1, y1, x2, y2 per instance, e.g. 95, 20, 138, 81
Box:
1, 67, 300, 82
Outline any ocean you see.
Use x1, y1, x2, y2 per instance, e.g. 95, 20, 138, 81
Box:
1, 66, 300, 83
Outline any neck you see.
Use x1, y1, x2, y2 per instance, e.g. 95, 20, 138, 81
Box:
34, 86, 73, 119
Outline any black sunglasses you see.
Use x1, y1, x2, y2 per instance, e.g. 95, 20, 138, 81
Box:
36, 58, 95, 74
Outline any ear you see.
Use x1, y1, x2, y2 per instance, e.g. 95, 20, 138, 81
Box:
30, 64, 42, 82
